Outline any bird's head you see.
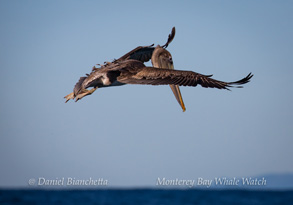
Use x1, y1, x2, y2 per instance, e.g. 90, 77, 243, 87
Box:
151, 46, 174, 69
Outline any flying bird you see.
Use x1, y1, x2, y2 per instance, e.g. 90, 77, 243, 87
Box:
64, 27, 253, 111
65, 27, 188, 111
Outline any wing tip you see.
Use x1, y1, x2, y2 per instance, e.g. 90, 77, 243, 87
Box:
162, 27, 176, 48
227, 72, 253, 88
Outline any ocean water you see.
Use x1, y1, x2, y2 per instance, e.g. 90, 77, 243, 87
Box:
0, 189, 292, 204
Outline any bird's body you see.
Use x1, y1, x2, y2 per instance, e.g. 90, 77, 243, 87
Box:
64, 27, 253, 111
68, 58, 252, 102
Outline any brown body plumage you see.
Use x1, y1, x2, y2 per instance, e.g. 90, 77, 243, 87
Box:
64, 27, 253, 111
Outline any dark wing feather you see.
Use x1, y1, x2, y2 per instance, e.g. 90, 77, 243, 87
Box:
117, 67, 253, 90
117, 27, 176, 62
162, 27, 176, 48
117, 45, 154, 63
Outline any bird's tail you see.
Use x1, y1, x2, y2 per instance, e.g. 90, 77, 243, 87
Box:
73, 76, 87, 96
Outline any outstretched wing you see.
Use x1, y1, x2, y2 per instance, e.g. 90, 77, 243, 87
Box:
117, 67, 253, 90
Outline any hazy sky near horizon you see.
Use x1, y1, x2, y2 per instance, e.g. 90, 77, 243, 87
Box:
0, 1, 292, 188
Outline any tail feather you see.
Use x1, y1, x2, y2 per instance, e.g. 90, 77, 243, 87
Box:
73, 77, 87, 96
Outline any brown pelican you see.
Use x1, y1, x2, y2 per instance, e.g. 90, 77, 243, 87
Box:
64, 28, 253, 110
64, 58, 252, 102
65, 27, 188, 111
114, 27, 187, 111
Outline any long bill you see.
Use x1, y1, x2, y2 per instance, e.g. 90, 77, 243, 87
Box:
167, 63, 186, 112
169, 84, 186, 112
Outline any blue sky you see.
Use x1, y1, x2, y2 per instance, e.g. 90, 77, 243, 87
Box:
0, 1, 292, 188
